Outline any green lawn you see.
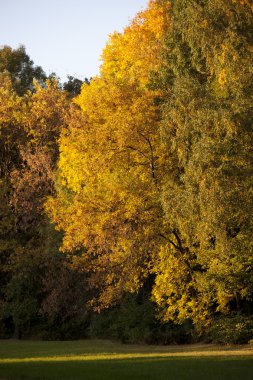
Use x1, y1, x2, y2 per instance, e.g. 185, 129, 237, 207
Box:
0, 339, 252, 380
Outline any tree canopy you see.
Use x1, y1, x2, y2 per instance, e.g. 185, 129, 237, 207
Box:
0, 0, 253, 343
0, 45, 46, 95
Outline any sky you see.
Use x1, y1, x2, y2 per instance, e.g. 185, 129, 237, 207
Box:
0, 0, 149, 82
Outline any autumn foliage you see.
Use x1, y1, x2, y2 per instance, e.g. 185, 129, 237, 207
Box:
0, 0, 253, 342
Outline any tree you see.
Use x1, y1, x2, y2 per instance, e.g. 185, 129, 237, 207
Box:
0, 74, 26, 178
46, 0, 171, 309
63, 76, 90, 98
0, 76, 73, 338
0, 45, 46, 95
152, 0, 253, 329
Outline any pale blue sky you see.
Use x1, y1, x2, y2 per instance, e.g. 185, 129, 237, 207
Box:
0, 0, 148, 81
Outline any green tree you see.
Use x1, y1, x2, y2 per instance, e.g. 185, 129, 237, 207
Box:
152, 0, 253, 329
0, 45, 46, 95
63, 76, 90, 98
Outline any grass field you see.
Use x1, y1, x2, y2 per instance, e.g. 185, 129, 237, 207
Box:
0, 339, 252, 380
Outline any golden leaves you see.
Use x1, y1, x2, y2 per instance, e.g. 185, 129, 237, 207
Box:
46, 0, 170, 308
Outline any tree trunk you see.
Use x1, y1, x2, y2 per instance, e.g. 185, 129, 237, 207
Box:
13, 322, 20, 339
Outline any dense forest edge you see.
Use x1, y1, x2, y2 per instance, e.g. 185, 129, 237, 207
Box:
0, 0, 253, 345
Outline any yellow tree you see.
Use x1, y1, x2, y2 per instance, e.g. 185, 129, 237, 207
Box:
0, 73, 26, 178
47, 0, 171, 308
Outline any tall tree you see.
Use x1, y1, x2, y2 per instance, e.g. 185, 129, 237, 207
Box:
152, 0, 253, 328
0, 78, 72, 337
46, 0, 171, 309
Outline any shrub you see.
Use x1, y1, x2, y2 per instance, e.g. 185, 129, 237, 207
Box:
208, 314, 253, 344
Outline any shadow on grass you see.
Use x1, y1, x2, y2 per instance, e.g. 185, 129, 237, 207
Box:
0, 356, 253, 380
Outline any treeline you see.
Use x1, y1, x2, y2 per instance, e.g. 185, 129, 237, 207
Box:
0, 0, 253, 344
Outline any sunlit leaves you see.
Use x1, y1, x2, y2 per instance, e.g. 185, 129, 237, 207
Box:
47, 0, 170, 307
153, 0, 253, 326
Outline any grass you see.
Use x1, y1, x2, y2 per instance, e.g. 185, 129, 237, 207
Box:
0, 339, 252, 380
